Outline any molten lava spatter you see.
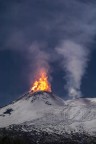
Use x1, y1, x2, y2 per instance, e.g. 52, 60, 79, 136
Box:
30, 69, 51, 93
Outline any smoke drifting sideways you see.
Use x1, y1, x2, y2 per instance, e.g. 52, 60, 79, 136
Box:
0, 0, 96, 99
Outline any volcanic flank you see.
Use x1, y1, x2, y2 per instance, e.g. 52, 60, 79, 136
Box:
1, 91, 96, 144
0, 91, 64, 128
1, 91, 96, 143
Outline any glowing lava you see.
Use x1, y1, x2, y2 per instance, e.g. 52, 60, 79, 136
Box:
30, 69, 51, 93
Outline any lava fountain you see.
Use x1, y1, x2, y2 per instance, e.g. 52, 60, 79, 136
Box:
30, 69, 51, 93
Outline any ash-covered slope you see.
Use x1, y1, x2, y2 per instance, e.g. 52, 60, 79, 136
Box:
0, 91, 96, 135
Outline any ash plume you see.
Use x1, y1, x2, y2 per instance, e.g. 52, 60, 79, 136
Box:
27, 42, 51, 83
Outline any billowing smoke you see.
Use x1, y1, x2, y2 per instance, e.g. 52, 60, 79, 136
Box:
0, 0, 96, 98
56, 40, 89, 98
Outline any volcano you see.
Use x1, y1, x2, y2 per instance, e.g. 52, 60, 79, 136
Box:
0, 91, 96, 143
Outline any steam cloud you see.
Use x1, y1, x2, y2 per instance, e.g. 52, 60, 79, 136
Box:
55, 1, 96, 98
56, 40, 89, 98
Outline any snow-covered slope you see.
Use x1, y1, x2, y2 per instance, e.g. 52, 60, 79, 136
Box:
0, 91, 64, 127
0, 91, 96, 135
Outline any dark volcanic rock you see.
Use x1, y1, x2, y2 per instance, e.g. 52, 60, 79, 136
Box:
3, 108, 13, 115
0, 126, 96, 144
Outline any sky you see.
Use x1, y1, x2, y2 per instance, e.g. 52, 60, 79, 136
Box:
0, 0, 96, 106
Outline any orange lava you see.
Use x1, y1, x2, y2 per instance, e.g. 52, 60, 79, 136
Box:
30, 69, 51, 93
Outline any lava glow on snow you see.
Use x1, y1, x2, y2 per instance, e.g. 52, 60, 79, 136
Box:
30, 69, 51, 93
